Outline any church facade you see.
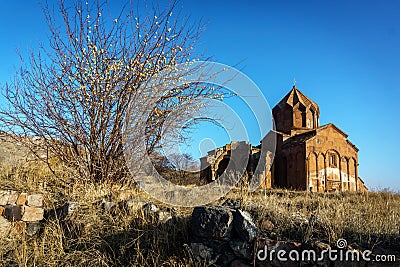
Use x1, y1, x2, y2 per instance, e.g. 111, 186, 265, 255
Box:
200, 86, 367, 192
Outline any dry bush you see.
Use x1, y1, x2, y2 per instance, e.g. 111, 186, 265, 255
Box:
0, 0, 226, 184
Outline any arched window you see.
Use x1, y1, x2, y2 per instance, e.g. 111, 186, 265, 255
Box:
329, 153, 337, 167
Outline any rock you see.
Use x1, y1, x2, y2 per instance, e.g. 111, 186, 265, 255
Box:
230, 259, 251, 267
142, 202, 159, 213
48, 201, 79, 220
3, 205, 23, 221
16, 193, 28, 205
190, 242, 217, 263
22, 206, 44, 221
0, 216, 11, 238
223, 198, 241, 209
229, 239, 252, 260
0, 190, 10, 205
190, 237, 236, 266
25, 222, 41, 236
142, 202, 159, 219
7, 191, 19, 205
13, 221, 26, 234
191, 206, 234, 239
233, 209, 258, 242
291, 212, 309, 225
27, 194, 43, 207
260, 219, 274, 232
59, 202, 79, 219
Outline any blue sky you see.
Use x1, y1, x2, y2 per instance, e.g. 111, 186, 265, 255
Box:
0, 1, 399, 191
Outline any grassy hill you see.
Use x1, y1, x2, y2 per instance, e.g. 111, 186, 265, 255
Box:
0, 137, 399, 266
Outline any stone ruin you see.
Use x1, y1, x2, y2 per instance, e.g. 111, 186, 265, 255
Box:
0, 189, 44, 237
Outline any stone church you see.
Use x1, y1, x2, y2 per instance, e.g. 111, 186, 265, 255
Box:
200, 85, 367, 192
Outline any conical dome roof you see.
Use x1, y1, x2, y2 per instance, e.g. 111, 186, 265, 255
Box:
275, 85, 320, 114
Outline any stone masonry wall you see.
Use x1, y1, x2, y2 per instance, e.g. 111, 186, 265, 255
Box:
0, 189, 44, 237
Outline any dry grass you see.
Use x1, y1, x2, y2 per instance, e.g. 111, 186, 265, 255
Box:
234, 188, 400, 249
0, 147, 399, 266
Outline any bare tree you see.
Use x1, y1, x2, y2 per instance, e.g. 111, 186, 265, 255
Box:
0, 0, 224, 183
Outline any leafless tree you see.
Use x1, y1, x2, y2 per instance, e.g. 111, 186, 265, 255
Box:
0, 0, 224, 183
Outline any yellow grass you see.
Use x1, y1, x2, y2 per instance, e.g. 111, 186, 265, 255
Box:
0, 149, 399, 266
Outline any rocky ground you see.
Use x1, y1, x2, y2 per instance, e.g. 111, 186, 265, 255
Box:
2, 187, 398, 267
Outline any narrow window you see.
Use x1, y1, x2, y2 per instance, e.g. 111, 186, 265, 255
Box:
329, 154, 337, 167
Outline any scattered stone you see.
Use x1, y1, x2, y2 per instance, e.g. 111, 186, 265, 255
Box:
47, 201, 79, 220
3, 205, 23, 221
27, 194, 43, 207
229, 239, 252, 260
26, 222, 41, 236
291, 212, 309, 225
233, 210, 258, 242
222, 198, 241, 209
140, 202, 161, 222
190, 242, 217, 263
22, 206, 44, 221
0, 216, 11, 238
191, 206, 234, 239
16, 193, 28, 205
13, 221, 26, 234
7, 191, 19, 205
260, 219, 274, 232
0, 190, 10, 205
142, 202, 159, 213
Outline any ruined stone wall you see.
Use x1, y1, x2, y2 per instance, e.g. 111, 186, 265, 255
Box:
0, 189, 44, 237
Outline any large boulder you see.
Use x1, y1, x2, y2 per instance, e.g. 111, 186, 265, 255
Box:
191, 206, 234, 240
229, 239, 252, 260
234, 209, 258, 242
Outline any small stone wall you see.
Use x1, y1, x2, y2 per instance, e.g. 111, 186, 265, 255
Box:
0, 189, 44, 237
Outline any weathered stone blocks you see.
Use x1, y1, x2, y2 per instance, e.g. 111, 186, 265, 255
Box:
16, 193, 28, 205
3, 205, 23, 221
22, 206, 44, 221
0, 189, 44, 237
0, 216, 11, 238
27, 194, 43, 207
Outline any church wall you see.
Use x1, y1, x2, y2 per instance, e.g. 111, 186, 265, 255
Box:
305, 126, 359, 192
272, 104, 293, 134
278, 142, 307, 190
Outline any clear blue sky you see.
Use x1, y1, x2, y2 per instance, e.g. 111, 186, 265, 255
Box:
0, 1, 399, 191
